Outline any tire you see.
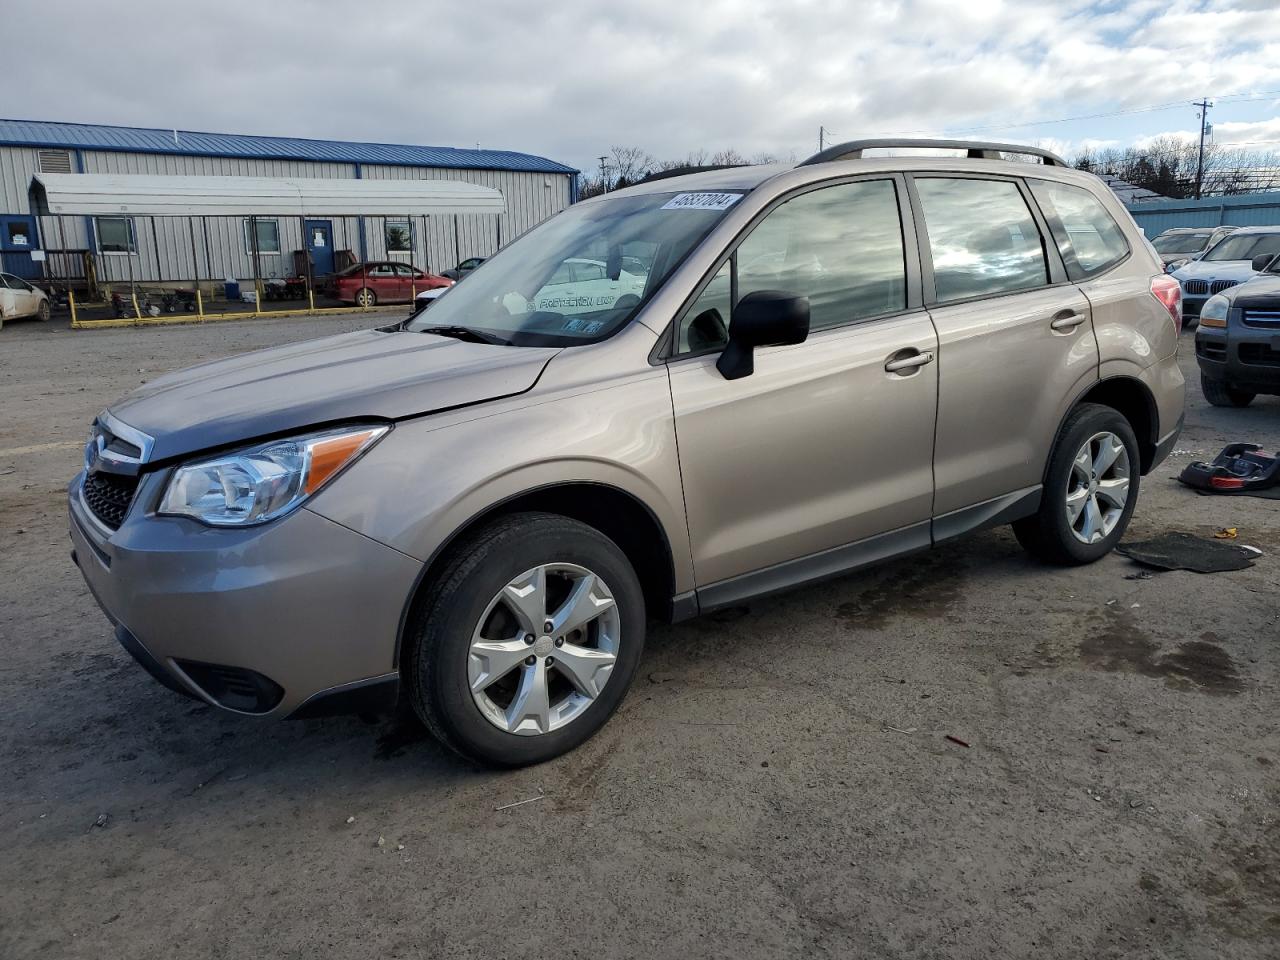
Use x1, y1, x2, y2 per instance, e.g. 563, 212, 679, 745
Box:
1013, 403, 1141, 565
1200, 374, 1254, 408
37, 299, 50, 322
355, 287, 377, 307
405, 512, 646, 767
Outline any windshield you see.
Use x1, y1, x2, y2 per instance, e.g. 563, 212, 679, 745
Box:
404, 190, 743, 345
1202, 232, 1280, 262
1152, 233, 1209, 254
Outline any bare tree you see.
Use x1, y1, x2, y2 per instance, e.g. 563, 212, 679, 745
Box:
1072, 136, 1280, 199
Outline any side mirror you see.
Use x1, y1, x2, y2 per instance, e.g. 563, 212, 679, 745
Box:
716, 290, 810, 380
1251, 254, 1275, 272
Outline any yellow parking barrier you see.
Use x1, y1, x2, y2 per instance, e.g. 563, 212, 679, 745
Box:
131, 292, 142, 323
69, 290, 78, 326
195, 288, 204, 319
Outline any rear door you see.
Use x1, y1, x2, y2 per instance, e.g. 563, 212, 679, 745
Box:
667, 175, 939, 595
910, 174, 1098, 524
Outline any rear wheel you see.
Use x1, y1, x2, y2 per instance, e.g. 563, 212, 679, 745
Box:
1014, 403, 1140, 565
355, 287, 377, 308
405, 512, 645, 767
1201, 374, 1254, 408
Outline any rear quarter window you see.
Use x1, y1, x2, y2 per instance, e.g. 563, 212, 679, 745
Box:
1028, 180, 1130, 280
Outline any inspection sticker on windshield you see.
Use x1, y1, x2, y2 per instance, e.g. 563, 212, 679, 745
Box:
661, 192, 742, 211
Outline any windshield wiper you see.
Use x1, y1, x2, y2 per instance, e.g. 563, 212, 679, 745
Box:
417, 325, 511, 346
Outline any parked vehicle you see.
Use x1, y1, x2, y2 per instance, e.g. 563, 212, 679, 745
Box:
1170, 226, 1280, 326
1193, 254, 1280, 406
70, 139, 1185, 767
440, 257, 486, 281
0, 272, 50, 329
333, 261, 452, 306
1151, 225, 1237, 269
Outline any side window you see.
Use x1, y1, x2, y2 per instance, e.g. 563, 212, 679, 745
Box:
571, 260, 605, 282
394, 264, 415, 277
1028, 179, 1129, 279
736, 179, 907, 330
915, 178, 1048, 302
679, 261, 731, 352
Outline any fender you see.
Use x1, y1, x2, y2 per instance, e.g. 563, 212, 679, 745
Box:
1043, 371, 1159, 482
391, 473, 689, 666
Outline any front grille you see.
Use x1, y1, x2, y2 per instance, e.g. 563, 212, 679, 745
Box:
1184, 279, 1208, 295
1210, 279, 1240, 295
1242, 309, 1280, 328
1239, 343, 1280, 367
1197, 340, 1227, 362
175, 660, 284, 714
82, 471, 139, 529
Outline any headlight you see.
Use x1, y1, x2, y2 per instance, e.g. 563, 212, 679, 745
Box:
159, 424, 388, 526
1199, 294, 1230, 323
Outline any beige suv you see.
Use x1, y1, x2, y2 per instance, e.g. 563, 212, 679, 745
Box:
69, 139, 1185, 766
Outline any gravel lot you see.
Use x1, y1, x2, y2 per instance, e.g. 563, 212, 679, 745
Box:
1, 312, 1277, 960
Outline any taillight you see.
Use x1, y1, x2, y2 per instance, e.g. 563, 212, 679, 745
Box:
1151, 274, 1182, 335
1210, 475, 1245, 489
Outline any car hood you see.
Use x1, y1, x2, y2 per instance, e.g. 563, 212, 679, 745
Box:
1219, 273, 1280, 308
109, 328, 559, 462
1171, 259, 1259, 283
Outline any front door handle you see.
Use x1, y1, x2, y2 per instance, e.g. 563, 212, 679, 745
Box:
884, 350, 935, 373
1050, 310, 1087, 331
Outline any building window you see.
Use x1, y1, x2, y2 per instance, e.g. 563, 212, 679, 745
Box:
385, 220, 412, 253
244, 219, 281, 255
95, 216, 136, 255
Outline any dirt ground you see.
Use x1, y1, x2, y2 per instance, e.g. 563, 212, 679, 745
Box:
1, 311, 1277, 960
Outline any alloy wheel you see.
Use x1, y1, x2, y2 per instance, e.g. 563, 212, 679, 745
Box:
468, 563, 620, 736
1065, 431, 1130, 544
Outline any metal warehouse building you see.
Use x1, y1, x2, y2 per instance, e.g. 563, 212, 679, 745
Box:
0, 118, 577, 291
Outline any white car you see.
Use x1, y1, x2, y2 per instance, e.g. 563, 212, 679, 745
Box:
1170, 226, 1280, 327
0, 273, 49, 330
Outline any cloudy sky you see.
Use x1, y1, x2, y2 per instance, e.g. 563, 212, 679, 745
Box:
8, 0, 1280, 172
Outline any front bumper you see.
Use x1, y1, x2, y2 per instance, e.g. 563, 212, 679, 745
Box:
69, 472, 421, 717
1194, 312, 1280, 395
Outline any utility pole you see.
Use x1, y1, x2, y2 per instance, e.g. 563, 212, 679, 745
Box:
819, 126, 827, 152
1194, 98, 1212, 200
598, 155, 610, 193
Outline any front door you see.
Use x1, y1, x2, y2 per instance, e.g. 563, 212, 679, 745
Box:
305, 220, 334, 276
667, 177, 938, 595
910, 174, 1099, 518
1, 216, 40, 279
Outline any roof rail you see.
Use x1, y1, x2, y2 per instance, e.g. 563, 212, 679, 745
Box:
799, 138, 1068, 168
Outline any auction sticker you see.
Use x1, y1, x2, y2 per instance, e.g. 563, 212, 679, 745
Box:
661, 192, 743, 211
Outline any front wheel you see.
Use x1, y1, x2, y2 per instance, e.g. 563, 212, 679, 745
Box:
37, 299, 50, 322
1201, 374, 1255, 408
405, 512, 646, 767
355, 287, 377, 308
1014, 403, 1140, 565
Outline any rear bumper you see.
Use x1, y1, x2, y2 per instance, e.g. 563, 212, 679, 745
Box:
69, 472, 421, 717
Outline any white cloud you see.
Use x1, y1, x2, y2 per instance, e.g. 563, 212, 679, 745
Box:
5, 0, 1280, 171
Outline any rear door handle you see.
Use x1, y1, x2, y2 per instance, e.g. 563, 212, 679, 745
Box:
884, 350, 935, 373
1050, 310, 1087, 331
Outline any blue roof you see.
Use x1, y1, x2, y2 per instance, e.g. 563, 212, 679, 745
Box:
0, 118, 578, 175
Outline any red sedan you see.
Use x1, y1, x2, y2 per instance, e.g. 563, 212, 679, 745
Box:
334, 261, 452, 306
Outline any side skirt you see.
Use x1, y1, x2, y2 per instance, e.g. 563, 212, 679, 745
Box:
696, 521, 932, 614
689, 485, 1041, 616
931, 485, 1041, 544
